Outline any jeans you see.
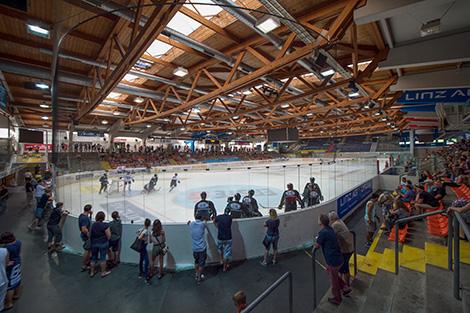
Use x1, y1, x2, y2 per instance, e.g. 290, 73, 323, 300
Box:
139, 245, 149, 279
327, 265, 346, 302
47, 224, 62, 244
91, 242, 109, 262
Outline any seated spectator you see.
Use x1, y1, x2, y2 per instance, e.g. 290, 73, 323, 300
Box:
400, 184, 415, 203
385, 199, 410, 234
414, 184, 439, 214
429, 180, 446, 201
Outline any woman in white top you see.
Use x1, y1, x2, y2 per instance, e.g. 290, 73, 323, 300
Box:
150, 219, 166, 279
0, 247, 8, 311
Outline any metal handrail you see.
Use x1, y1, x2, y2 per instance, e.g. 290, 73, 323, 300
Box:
312, 230, 357, 309
241, 271, 293, 313
450, 212, 470, 300
393, 209, 447, 274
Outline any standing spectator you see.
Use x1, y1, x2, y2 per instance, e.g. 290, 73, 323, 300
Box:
0, 232, 22, 311
89, 211, 111, 278
150, 219, 166, 279
25, 177, 34, 209
278, 183, 304, 212
328, 211, 354, 289
233, 291, 247, 313
108, 211, 122, 266
47, 202, 68, 251
34, 179, 45, 206
78, 204, 93, 272
214, 207, 233, 272
315, 214, 349, 305
137, 218, 152, 285
188, 214, 208, 284
261, 209, 280, 266
28, 190, 51, 231
0, 247, 7, 312
0, 185, 8, 214
365, 193, 380, 247
194, 192, 217, 221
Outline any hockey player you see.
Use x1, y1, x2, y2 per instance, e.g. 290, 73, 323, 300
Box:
143, 174, 158, 193
194, 192, 217, 221
278, 183, 304, 212
226, 193, 248, 219
99, 172, 109, 194
242, 190, 262, 217
121, 171, 134, 192
169, 173, 179, 192
302, 177, 324, 207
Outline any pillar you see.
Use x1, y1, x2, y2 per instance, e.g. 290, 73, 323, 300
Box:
409, 129, 415, 157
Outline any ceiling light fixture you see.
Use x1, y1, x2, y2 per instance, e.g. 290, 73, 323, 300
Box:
255, 15, 281, 34
112, 111, 120, 116
41, 116, 48, 120
101, 120, 109, 125
233, 116, 240, 120
108, 92, 122, 99
123, 73, 139, 81
39, 103, 50, 109
146, 124, 152, 128
281, 104, 289, 108
307, 113, 313, 116
320, 69, 335, 77
241, 90, 252, 95
179, 127, 186, 131
173, 67, 188, 77
35, 82, 49, 90
27, 24, 50, 38
348, 92, 360, 98
374, 112, 381, 116
134, 97, 145, 103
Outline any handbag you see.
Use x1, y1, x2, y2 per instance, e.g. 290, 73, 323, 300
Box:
130, 236, 143, 252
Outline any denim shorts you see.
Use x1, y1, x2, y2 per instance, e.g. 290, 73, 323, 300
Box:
91, 242, 109, 262
217, 239, 232, 260
35, 207, 44, 219
263, 235, 279, 250
109, 239, 120, 252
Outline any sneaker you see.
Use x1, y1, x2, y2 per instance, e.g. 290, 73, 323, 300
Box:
145, 279, 152, 285
260, 260, 268, 266
327, 297, 341, 305
342, 288, 352, 296
272, 259, 277, 265
199, 274, 205, 281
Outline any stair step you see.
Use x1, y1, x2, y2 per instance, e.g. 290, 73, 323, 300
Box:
390, 267, 426, 313
462, 263, 470, 313
425, 264, 463, 313
360, 269, 397, 313
336, 272, 374, 313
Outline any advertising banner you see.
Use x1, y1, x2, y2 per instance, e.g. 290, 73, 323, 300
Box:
337, 179, 373, 218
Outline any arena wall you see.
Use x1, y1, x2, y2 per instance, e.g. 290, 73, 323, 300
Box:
61, 175, 380, 271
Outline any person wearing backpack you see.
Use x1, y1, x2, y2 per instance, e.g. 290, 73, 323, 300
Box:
278, 183, 303, 212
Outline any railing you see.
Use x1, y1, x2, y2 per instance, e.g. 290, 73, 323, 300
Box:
241, 271, 293, 313
393, 209, 447, 274
449, 211, 470, 300
312, 230, 357, 309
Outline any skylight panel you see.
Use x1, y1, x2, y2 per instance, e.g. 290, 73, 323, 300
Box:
145, 40, 172, 58
168, 12, 202, 35
184, 0, 222, 18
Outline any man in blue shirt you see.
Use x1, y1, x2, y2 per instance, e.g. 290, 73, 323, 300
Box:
214, 208, 233, 272
187, 214, 208, 284
315, 214, 350, 305
78, 204, 92, 272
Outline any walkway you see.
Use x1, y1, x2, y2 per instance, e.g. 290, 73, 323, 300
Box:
0, 187, 367, 313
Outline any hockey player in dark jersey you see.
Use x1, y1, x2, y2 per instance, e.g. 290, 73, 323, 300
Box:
143, 174, 159, 193
226, 193, 249, 219
302, 177, 324, 207
194, 191, 217, 221
278, 183, 304, 212
242, 190, 262, 217
169, 173, 179, 192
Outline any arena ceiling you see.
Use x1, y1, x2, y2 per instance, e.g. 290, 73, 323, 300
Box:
0, 0, 467, 140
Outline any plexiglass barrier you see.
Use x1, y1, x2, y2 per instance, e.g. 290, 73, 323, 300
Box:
54, 157, 387, 224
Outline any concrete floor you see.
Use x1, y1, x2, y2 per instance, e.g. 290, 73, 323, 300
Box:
0, 187, 368, 313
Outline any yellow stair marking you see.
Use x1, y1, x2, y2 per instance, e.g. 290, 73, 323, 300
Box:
356, 230, 383, 275
401, 245, 426, 273
378, 248, 396, 273
425, 242, 448, 269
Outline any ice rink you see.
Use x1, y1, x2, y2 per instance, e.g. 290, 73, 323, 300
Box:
56, 158, 384, 223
